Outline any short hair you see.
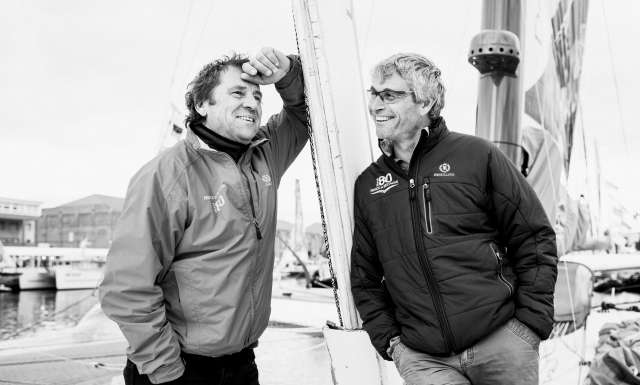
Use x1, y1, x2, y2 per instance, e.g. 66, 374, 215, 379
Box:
372, 53, 445, 119
184, 53, 249, 127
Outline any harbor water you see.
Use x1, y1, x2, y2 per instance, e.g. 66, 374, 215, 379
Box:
0, 288, 332, 385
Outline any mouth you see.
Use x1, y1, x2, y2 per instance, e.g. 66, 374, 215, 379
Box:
374, 115, 395, 123
236, 114, 257, 123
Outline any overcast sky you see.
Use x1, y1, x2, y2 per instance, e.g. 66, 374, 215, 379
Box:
0, 0, 637, 228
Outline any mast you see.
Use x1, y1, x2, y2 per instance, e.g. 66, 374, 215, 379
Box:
470, 0, 525, 171
292, 0, 402, 383
291, 0, 374, 329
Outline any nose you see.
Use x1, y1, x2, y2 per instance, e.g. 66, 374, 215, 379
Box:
242, 94, 259, 110
369, 94, 385, 113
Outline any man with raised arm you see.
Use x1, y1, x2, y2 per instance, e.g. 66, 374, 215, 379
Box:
350, 53, 557, 385
100, 47, 307, 385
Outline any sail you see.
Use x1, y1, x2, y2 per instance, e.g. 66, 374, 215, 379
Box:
521, 0, 591, 254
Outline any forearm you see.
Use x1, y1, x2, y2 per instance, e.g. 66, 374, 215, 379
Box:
275, 55, 305, 109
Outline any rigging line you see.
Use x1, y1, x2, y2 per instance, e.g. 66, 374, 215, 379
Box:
577, 98, 598, 237
361, 0, 377, 56
346, 0, 376, 161
557, 332, 588, 361
533, 83, 559, 207
600, 0, 630, 156
168, 0, 195, 98
562, 261, 579, 330
449, 0, 473, 100
290, 3, 344, 327
188, 0, 216, 75
157, 0, 195, 152
577, 99, 589, 186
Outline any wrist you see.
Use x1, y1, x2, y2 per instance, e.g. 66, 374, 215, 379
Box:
386, 335, 401, 357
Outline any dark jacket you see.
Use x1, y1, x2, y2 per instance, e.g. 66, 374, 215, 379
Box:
350, 118, 557, 360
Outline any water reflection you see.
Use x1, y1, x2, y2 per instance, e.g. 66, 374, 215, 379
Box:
0, 289, 98, 340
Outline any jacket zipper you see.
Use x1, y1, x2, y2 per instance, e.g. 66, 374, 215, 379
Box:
491, 244, 513, 296
240, 167, 263, 240
239, 164, 259, 345
422, 178, 433, 234
213, 151, 263, 240
408, 177, 456, 353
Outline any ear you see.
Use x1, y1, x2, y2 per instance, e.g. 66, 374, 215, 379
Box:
195, 102, 208, 118
420, 99, 435, 117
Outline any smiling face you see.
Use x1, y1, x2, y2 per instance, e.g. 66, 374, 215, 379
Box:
198, 66, 263, 144
369, 72, 430, 143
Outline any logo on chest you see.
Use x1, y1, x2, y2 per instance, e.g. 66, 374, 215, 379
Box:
434, 162, 455, 177
370, 173, 399, 195
204, 185, 227, 213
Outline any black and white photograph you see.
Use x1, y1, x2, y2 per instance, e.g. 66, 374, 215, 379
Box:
1, 1, 639, 384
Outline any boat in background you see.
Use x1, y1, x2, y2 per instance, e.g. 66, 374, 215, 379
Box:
0, 246, 107, 291
53, 257, 105, 290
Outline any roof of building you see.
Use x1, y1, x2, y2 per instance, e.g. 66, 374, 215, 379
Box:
277, 220, 293, 231
0, 197, 42, 205
46, 194, 124, 211
305, 222, 323, 235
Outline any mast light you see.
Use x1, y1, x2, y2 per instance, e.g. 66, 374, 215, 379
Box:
468, 29, 520, 76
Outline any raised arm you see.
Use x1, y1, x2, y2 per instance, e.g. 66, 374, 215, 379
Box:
242, 47, 308, 180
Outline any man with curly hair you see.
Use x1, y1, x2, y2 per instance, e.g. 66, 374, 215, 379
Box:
100, 47, 308, 385
350, 53, 557, 385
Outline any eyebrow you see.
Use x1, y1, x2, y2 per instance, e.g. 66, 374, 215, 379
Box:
230, 85, 262, 97
369, 87, 408, 93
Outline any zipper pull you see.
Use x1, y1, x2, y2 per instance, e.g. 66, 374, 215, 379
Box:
424, 183, 432, 202
253, 219, 263, 240
409, 178, 416, 200
423, 177, 432, 201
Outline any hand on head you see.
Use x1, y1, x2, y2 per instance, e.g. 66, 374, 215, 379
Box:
241, 47, 291, 85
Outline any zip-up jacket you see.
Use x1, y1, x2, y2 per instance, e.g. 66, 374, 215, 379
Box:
99, 57, 307, 383
351, 118, 558, 359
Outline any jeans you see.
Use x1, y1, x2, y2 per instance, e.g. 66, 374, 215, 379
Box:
123, 348, 260, 385
392, 318, 540, 385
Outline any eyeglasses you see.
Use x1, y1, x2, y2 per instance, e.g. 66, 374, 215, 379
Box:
367, 87, 416, 104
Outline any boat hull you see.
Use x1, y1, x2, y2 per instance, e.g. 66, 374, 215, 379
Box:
54, 266, 103, 290
19, 269, 56, 290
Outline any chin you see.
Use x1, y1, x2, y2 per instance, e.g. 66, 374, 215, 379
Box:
375, 128, 392, 140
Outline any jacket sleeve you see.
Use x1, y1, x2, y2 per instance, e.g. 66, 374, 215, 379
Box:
488, 145, 558, 340
99, 167, 186, 384
350, 186, 400, 360
261, 55, 309, 182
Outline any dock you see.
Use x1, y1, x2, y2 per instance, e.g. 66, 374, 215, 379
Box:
0, 285, 337, 385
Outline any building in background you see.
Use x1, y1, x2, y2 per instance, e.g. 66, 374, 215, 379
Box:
304, 222, 324, 257
0, 197, 42, 246
37, 195, 123, 248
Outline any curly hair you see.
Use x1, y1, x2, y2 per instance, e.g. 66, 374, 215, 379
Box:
372, 53, 445, 120
184, 53, 249, 127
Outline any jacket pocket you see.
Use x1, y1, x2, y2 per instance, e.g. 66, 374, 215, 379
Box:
491, 243, 513, 296
422, 178, 434, 235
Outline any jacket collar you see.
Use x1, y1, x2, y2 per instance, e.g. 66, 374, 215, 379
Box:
185, 126, 268, 152
378, 117, 450, 175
